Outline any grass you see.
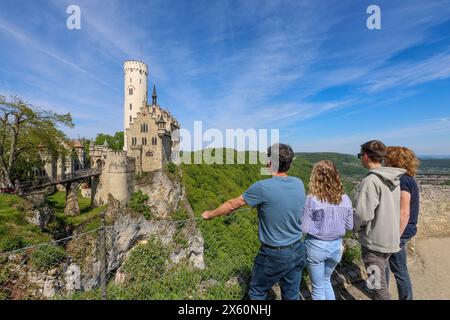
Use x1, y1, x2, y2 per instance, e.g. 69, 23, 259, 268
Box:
0, 194, 51, 253
46, 191, 106, 232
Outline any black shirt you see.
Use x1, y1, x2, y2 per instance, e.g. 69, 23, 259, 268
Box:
400, 175, 420, 240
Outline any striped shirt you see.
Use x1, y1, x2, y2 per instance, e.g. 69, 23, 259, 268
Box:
301, 194, 354, 241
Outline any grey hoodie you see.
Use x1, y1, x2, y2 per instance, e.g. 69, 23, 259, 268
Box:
353, 167, 406, 253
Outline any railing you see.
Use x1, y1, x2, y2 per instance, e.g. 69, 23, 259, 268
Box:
16, 168, 101, 193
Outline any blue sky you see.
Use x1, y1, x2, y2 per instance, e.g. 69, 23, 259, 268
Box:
1, 0, 450, 156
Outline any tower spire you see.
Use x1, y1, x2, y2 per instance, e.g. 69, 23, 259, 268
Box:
152, 84, 157, 106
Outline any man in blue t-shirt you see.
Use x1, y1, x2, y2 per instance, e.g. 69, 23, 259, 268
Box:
201, 143, 306, 300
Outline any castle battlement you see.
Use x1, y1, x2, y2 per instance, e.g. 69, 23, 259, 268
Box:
123, 60, 148, 75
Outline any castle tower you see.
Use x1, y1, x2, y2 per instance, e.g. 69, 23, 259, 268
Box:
124, 60, 148, 150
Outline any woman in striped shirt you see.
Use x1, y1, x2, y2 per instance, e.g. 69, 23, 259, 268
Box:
301, 160, 354, 300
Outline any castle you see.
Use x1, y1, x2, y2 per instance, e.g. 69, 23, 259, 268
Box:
88, 60, 180, 205
40, 60, 180, 208
123, 60, 180, 172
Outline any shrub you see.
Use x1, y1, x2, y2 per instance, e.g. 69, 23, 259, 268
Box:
167, 163, 177, 175
0, 235, 27, 253
0, 266, 11, 285
173, 230, 189, 249
30, 245, 67, 269
129, 191, 153, 220
122, 236, 170, 282
342, 243, 362, 265
165, 163, 179, 183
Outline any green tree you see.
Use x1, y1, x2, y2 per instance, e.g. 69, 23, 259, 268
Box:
94, 131, 124, 151
0, 95, 74, 188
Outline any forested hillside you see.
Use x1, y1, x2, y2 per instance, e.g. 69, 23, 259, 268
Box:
418, 159, 450, 173
296, 152, 366, 178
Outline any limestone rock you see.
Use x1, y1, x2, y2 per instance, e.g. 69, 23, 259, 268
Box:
136, 170, 183, 219
65, 264, 81, 293
25, 206, 54, 230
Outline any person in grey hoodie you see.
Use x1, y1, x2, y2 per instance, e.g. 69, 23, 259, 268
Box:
354, 140, 406, 300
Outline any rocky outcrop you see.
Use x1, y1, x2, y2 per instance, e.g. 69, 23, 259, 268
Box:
24, 206, 54, 230
135, 170, 183, 219
60, 168, 204, 295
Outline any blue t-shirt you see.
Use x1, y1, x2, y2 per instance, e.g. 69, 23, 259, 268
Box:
400, 175, 420, 240
242, 176, 306, 247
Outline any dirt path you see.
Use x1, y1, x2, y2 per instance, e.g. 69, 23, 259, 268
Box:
390, 237, 450, 300
337, 237, 450, 300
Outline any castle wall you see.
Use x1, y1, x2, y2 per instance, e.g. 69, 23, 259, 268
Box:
126, 106, 161, 172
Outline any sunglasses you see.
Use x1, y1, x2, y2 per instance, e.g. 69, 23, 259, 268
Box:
357, 153, 365, 159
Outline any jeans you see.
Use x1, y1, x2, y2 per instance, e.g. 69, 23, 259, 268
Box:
304, 237, 343, 300
248, 239, 306, 300
386, 239, 413, 300
361, 247, 391, 300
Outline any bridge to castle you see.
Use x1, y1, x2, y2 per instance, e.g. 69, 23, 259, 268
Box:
16, 168, 102, 216
17, 168, 101, 194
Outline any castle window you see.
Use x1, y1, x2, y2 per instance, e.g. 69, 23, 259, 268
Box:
146, 151, 153, 157
140, 79, 142, 84
141, 123, 148, 133
152, 107, 156, 113
142, 137, 147, 145
129, 115, 132, 123
131, 137, 137, 146
130, 78, 132, 83
129, 88, 133, 95
152, 137, 157, 145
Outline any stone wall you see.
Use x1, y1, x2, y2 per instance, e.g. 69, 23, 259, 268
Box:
416, 185, 450, 239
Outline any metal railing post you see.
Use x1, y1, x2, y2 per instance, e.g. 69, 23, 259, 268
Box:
99, 211, 107, 300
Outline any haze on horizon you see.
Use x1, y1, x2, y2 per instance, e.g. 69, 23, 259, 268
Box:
1, 0, 450, 156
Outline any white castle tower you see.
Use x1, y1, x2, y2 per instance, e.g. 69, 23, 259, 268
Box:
123, 60, 148, 150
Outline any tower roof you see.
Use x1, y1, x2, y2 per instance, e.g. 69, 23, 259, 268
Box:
152, 84, 157, 97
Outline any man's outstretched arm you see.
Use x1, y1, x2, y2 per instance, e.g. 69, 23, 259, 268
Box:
201, 195, 247, 220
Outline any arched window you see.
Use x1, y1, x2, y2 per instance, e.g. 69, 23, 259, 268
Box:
129, 88, 133, 95
129, 103, 132, 110
152, 137, 158, 145
146, 151, 153, 157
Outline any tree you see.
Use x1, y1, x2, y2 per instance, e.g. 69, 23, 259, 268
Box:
0, 95, 74, 188
94, 131, 124, 151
